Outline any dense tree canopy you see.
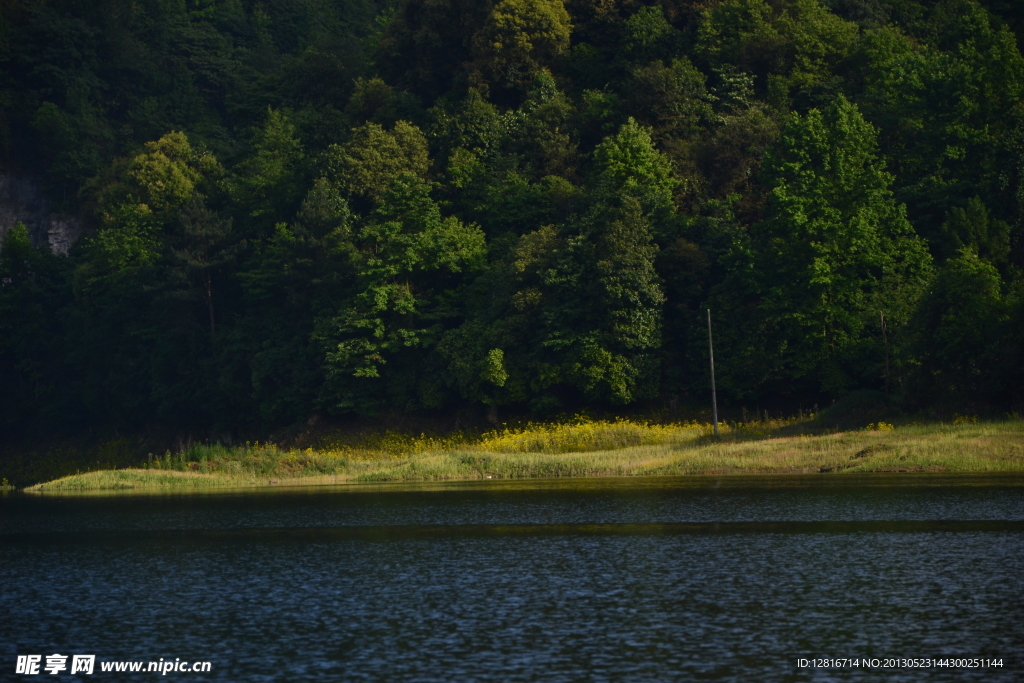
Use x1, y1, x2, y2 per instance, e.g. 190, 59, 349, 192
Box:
2, 0, 1023, 440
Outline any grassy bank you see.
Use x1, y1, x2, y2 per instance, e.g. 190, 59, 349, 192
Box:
25, 417, 1024, 492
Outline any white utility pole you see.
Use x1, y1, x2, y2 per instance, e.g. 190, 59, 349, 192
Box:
708, 309, 719, 437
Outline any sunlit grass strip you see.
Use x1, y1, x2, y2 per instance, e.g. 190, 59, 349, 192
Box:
25, 420, 1024, 492
32, 469, 246, 491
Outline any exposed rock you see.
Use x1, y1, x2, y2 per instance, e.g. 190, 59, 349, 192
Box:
0, 172, 82, 254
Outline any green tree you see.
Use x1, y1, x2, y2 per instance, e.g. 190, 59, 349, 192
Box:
320, 176, 486, 412
908, 249, 1009, 404
568, 119, 671, 401
324, 120, 430, 203
344, 77, 423, 128
511, 69, 579, 179
626, 58, 714, 144
696, 0, 858, 100
89, 203, 161, 270
439, 223, 563, 410
232, 179, 357, 423
850, 5, 1024, 251
442, 120, 671, 411
622, 6, 678, 64
168, 199, 235, 338
96, 131, 220, 218
710, 95, 932, 397
428, 89, 511, 162
471, 0, 573, 91
76, 131, 231, 427
584, 197, 665, 402
592, 117, 676, 232
938, 197, 1011, 266
376, 0, 497, 99
228, 108, 306, 232
88, 131, 227, 283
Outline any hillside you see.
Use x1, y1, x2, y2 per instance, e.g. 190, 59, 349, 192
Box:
1, 0, 1022, 446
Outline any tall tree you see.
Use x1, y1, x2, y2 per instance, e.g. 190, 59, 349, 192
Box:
908, 249, 1009, 405
470, 0, 573, 96
228, 108, 306, 236
709, 95, 932, 397
319, 175, 486, 412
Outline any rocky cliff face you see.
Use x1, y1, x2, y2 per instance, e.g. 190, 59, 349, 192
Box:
0, 172, 82, 254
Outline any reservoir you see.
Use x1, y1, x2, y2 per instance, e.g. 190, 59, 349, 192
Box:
2, 475, 1022, 681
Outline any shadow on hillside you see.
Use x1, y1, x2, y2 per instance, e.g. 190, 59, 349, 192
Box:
682, 390, 896, 449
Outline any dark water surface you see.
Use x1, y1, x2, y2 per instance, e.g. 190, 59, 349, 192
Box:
2, 475, 1023, 681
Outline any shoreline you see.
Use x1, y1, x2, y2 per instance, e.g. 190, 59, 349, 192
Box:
18, 470, 1024, 498
20, 419, 1024, 494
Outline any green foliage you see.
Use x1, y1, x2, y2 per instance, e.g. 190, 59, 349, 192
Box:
376, 0, 497, 99
168, 198, 236, 337
320, 176, 486, 412
938, 197, 1011, 265
428, 89, 510, 160
345, 76, 422, 127
89, 204, 161, 270
908, 250, 1009, 402
91, 131, 220, 220
325, 120, 430, 201
587, 198, 665, 400
234, 179, 357, 423
626, 58, 715, 143
622, 6, 678, 64
710, 95, 932, 396
88, 130, 226, 277
481, 348, 510, 388
229, 109, 306, 226
697, 0, 859, 97
851, 3, 1024, 243
471, 0, 573, 91
592, 117, 676, 226
3, 0, 1024, 442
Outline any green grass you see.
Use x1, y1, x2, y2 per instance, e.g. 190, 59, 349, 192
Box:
24, 417, 1024, 493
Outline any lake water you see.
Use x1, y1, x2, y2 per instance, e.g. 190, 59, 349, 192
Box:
2, 474, 1023, 681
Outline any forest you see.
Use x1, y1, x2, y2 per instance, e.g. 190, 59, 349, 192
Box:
1, 0, 1023, 443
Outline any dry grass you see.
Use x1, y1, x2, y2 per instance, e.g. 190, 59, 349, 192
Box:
25, 417, 1024, 493
646, 421, 1024, 475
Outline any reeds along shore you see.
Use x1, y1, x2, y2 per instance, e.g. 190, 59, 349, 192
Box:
24, 416, 1024, 492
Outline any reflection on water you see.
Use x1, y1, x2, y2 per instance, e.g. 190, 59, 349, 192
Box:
2, 476, 1022, 681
